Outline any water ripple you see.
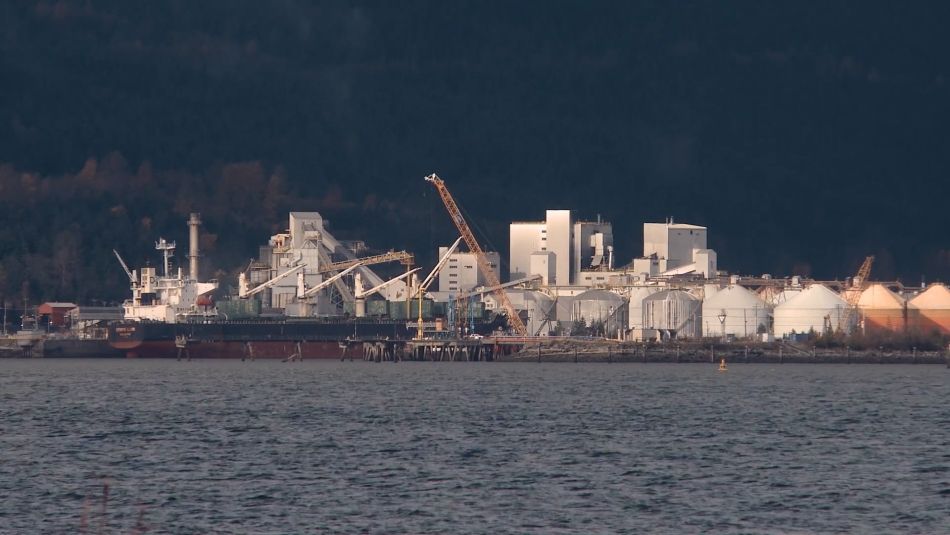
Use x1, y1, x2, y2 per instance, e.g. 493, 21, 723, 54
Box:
1, 360, 948, 533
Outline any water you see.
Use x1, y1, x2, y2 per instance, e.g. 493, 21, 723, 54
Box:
1, 360, 948, 534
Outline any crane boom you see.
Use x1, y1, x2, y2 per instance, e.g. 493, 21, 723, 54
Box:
113, 249, 136, 283
301, 263, 363, 298
839, 255, 874, 332
419, 236, 463, 292
239, 263, 305, 298
425, 173, 527, 335
356, 268, 420, 299
451, 275, 542, 301
316, 251, 413, 275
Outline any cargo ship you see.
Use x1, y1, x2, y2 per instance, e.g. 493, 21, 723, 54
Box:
107, 212, 475, 358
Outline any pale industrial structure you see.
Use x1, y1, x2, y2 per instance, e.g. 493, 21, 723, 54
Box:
437, 248, 501, 293
252, 212, 410, 316
509, 210, 614, 286
631, 220, 717, 278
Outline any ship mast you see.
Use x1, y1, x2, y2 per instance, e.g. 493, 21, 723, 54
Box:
155, 238, 176, 278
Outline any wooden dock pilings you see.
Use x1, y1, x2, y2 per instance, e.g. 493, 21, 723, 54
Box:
339, 338, 514, 362
337, 338, 950, 365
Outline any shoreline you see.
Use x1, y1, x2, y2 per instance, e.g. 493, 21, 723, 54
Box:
501, 341, 950, 364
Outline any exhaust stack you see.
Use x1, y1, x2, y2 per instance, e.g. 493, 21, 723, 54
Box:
188, 213, 201, 280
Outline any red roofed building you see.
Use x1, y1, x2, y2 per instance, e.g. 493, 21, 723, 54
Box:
37, 302, 78, 328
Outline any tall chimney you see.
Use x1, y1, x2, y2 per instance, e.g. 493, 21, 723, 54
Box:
188, 213, 201, 280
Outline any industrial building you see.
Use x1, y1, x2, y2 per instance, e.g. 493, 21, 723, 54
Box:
630, 220, 717, 278
509, 210, 614, 286
437, 248, 501, 293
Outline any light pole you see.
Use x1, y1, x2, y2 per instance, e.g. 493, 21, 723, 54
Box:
717, 310, 727, 342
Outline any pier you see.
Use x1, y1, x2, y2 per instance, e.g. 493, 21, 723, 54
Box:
341, 337, 530, 362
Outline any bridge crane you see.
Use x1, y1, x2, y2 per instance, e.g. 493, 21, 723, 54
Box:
838, 255, 874, 332
425, 173, 528, 336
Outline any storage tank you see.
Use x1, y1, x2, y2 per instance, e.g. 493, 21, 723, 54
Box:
642, 289, 701, 339
702, 285, 771, 338
857, 284, 910, 333
908, 283, 950, 335
627, 286, 660, 331
773, 284, 849, 338
492, 289, 556, 336
572, 289, 625, 323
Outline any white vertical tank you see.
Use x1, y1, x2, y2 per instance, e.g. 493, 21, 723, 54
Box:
627, 287, 660, 331
642, 289, 702, 339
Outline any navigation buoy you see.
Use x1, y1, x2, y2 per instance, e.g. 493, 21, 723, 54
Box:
718, 358, 728, 372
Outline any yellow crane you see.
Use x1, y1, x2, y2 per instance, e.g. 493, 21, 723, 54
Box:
425, 173, 528, 336
839, 255, 874, 332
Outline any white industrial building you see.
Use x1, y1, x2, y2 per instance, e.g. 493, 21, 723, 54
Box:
509, 210, 614, 286
630, 220, 717, 278
436, 248, 501, 293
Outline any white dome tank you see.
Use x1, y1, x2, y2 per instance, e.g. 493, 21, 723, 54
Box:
702, 284, 771, 338
773, 284, 849, 337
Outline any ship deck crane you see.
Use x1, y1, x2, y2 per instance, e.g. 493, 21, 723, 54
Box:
300, 263, 364, 299
413, 236, 463, 339
839, 255, 874, 332
356, 268, 422, 300
425, 174, 528, 336
113, 249, 136, 284
354, 268, 421, 317
239, 263, 305, 299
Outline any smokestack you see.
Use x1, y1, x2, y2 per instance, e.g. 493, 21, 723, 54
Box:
188, 213, 201, 280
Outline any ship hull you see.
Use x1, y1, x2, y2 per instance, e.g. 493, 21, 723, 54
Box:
123, 340, 347, 359
109, 319, 413, 359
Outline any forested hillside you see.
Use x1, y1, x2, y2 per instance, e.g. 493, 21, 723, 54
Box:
2, 1, 949, 305
0, 154, 432, 304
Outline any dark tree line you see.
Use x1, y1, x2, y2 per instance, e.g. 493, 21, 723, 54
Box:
0, 153, 427, 307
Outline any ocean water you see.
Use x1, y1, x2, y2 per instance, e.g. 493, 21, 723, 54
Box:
1, 360, 948, 534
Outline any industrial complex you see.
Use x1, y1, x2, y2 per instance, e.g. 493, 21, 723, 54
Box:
6, 173, 950, 359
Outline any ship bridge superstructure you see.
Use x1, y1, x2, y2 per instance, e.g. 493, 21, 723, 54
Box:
118, 213, 218, 323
